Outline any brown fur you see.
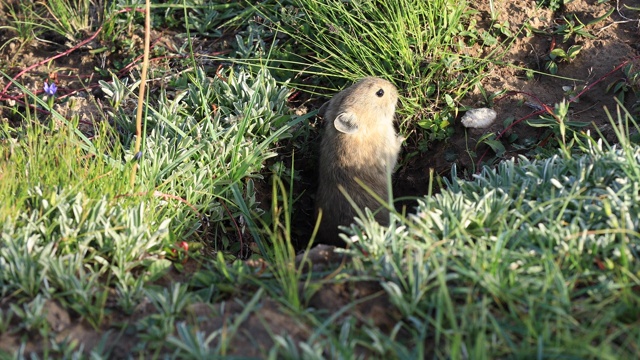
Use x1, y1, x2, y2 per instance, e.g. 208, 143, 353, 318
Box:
315, 77, 403, 246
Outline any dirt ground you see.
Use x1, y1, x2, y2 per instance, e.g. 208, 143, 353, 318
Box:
1, 0, 639, 357
395, 0, 640, 201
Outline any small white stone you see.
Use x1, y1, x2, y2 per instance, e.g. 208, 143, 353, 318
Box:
460, 108, 497, 129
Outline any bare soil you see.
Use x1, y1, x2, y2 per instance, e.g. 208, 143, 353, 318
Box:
396, 0, 640, 200
1, 0, 639, 357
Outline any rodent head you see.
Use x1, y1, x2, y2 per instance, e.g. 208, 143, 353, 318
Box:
318, 77, 399, 135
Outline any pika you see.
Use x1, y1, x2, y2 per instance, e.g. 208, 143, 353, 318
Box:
315, 77, 403, 246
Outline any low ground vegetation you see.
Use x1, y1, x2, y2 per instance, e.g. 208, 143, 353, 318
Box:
0, 0, 639, 358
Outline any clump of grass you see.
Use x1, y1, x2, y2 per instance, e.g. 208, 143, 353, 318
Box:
0, 1, 42, 53
0, 58, 311, 348
159, 2, 249, 38
103, 66, 310, 254
36, 0, 94, 43
341, 105, 640, 357
0, 113, 127, 217
272, 0, 491, 143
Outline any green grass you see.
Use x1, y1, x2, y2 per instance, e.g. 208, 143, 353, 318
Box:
1, 0, 639, 358
265, 0, 496, 143
343, 126, 640, 357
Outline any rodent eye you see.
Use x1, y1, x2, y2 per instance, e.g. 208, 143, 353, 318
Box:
375, 89, 384, 97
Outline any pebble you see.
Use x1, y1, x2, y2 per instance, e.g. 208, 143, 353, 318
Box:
461, 108, 497, 129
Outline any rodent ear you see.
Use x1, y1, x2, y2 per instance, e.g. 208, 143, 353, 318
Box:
318, 101, 329, 117
334, 112, 359, 134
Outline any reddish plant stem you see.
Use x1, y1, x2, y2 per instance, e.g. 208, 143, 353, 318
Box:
475, 55, 640, 170
568, 57, 639, 103
0, 26, 103, 98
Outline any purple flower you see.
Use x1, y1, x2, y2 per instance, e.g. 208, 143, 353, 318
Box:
44, 81, 57, 96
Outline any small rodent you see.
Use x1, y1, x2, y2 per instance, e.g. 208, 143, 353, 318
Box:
315, 77, 403, 246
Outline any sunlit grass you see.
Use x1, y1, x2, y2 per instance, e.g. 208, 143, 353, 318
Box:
0, 0, 638, 358
271, 0, 493, 143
